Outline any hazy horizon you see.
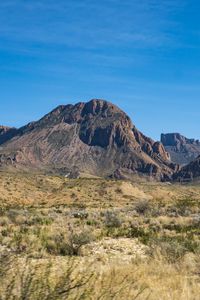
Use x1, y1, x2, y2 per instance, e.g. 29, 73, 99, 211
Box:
1, 1, 200, 140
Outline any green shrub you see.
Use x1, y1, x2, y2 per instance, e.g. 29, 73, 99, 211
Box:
134, 200, 150, 215
104, 211, 122, 228
44, 230, 93, 256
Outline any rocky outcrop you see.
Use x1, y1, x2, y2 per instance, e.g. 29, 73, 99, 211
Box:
0, 126, 18, 145
173, 155, 200, 182
161, 133, 200, 165
0, 99, 175, 180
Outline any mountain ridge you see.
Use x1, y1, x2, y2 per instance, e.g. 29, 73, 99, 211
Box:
0, 99, 176, 180
161, 133, 200, 166
173, 155, 200, 182
0, 126, 18, 145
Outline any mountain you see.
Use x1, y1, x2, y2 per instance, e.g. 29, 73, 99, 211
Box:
161, 133, 200, 165
173, 155, 200, 182
0, 99, 176, 180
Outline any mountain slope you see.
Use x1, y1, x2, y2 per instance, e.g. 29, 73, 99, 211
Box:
0, 99, 176, 179
173, 155, 200, 182
161, 133, 200, 165
0, 126, 18, 145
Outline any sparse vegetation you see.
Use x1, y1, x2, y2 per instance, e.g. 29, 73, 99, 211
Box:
104, 210, 122, 228
0, 172, 200, 299
134, 199, 150, 215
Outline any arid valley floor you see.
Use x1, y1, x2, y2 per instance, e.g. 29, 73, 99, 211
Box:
0, 171, 200, 299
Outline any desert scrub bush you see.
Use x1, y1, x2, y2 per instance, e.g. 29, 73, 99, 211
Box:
176, 197, 197, 209
0, 216, 10, 227
134, 199, 150, 215
0, 224, 14, 238
1, 228, 11, 238
26, 215, 53, 226
149, 236, 200, 263
6, 209, 22, 223
148, 219, 162, 232
0, 206, 7, 216
44, 233, 71, 256
191, 214, 200, 226
86, 219, 99, 226
104, 210, 122, 228
162, 222, 200, 234
71, 210, 89, 219
11, 227, 43, 254
171, 197, 199, 216
150, 239, 188, 263
127, 225, 154, 245
67, 229, 94, 256
103, 220, 154, 242
42, 227, 94, 256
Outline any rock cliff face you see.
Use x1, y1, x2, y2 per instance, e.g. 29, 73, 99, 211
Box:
0, 126, 18, 145
0, 99, 175, 179
173, 155, 200, 182
161, 133, 200, 165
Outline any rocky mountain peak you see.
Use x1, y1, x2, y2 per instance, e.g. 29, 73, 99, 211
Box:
161, 133, 200, 148
81, 99, 116, 116
0, 99, 175, 180
161, 133, 200, 165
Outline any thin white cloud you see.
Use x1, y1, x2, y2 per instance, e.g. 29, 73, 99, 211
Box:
0, 0, 186, 49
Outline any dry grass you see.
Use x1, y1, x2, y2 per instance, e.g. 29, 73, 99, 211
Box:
0, 171, 200, 299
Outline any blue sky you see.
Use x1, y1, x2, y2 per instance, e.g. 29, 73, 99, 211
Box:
0, 0, 200, 140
